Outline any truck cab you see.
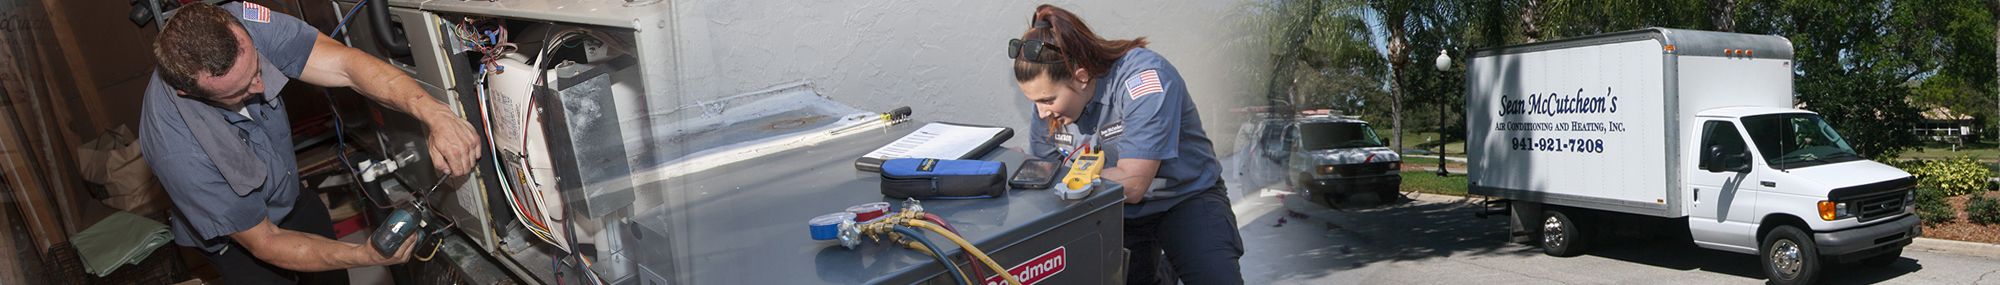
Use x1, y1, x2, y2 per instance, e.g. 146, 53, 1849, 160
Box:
1686, 107, 1917, 272
1286, 115, 1402, 205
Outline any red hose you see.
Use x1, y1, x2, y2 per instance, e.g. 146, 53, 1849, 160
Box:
922, 213, 982, 280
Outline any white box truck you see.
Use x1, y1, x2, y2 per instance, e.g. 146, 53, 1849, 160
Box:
1465, 28, 1920, 285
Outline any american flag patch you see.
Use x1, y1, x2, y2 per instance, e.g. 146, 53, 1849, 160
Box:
242, 3, 271, 23
1124, 69, 1164, 100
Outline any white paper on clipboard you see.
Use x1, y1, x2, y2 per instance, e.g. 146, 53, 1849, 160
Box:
855, 122, 1011, 171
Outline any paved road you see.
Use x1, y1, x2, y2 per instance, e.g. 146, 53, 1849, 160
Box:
1227, 186, 2000, 285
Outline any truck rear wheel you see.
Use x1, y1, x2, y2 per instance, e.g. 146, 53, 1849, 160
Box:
1540, 209, 1591, 257
1761, 226, 1821, 285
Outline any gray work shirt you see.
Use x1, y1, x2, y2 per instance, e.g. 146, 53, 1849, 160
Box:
1028, 48, 1222, 218
138, 2, 317, 253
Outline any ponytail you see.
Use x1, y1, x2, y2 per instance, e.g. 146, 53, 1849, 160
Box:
1012, 4, 1148, 83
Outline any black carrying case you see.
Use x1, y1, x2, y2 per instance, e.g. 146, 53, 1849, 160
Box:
879, 158, 1008, 199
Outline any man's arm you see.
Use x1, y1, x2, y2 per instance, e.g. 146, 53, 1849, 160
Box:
1103, 159, 1162, 204
228, 218, 417, 272
296, 34, 481, 177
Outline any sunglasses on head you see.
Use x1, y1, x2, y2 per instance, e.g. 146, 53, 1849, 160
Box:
1009, 38, 1064, 64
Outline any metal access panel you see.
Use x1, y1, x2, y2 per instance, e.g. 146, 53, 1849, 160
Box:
617, 122, 1126, 284
544, 58, 640, 218
330, 0, 498, 247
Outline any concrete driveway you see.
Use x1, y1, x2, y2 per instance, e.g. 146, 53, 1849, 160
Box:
1228, 187, 2000, 284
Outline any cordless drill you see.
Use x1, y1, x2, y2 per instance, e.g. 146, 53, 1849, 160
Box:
370, 204, 429, 257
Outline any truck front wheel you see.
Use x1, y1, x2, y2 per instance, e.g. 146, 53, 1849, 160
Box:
1540, 209, 1591, 257
1761, 226, 1821, 285
1377, 188, 1401, 204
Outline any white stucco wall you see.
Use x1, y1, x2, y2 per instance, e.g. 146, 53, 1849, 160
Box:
667, 0, 1269, 151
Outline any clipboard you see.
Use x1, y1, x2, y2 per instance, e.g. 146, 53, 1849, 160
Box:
855, 122, 1014, 172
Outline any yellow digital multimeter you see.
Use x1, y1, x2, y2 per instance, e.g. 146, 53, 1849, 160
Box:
1062, 150, 1104, 190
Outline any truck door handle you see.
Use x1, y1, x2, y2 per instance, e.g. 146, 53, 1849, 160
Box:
1761, 181, 1776, 187
1694, 189, 1699, 203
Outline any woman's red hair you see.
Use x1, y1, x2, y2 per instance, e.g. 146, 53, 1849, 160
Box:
1013, 4, 1148, 83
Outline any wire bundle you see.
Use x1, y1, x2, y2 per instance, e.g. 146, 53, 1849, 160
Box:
447, 18, 563, 248
453, 18, 518, 75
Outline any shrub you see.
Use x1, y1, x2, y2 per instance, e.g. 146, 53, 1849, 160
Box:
1903, 157, 1992, 197
1916, 187, 1957, 225
1969, 194, 2000, 225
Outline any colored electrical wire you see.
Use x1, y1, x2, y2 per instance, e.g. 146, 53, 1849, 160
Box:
1064, 142, 1089, 163
518, 91, 541, 188
474, 75, 558, 245
328, 0, 368, 38
894, 226, 970, 285
322, 86, 367, 199
908, 220, 1020, 285
454, 21, 560, 247
481, 83, 550, 241
413, 237, 443, 261
578, 255, 605, 285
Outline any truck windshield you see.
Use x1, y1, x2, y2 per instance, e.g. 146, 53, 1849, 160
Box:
1742, 113, 1863, 169
1299, 122, 1385, 150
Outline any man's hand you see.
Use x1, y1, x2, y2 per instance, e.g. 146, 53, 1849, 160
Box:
230, 218, 421, 272
298, 33, 483, 177
423, 113, 480, 177
363, 233, 422, 266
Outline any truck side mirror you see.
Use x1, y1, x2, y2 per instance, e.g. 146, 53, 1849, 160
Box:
1723, 152, 1753, 173
1703, 146, 1725, 173
1703, 146, 1753, 173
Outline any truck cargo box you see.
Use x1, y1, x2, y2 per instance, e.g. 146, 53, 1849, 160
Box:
1465, 28, 1795, 218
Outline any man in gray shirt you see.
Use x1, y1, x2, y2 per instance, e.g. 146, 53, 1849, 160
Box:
139, 2, 479, 283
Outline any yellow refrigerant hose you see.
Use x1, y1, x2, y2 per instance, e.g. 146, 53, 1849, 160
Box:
896, 238, 974, 285
907, 220, 1021, 285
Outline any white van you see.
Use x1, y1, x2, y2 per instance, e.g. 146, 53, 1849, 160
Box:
1284, 115, 1402, 206
1464, 28, 1919, 285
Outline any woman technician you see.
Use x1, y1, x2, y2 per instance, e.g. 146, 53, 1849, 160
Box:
1011, 5, 1242, 284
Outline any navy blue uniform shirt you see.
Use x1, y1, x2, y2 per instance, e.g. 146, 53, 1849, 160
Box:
139, 2, 317, 253
1028, 48, 1222, 218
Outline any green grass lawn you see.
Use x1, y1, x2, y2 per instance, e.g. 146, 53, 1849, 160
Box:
1400, 156, 1466, 169
1375, 130, 1464, 155
1401, 170, 1468, 196
1901, 144, 2000, 161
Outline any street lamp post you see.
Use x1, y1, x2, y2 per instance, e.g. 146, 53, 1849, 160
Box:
1434, 50, 1452, 177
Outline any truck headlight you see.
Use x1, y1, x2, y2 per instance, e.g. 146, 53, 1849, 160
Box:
1386, 162, 1401, 174
1318, 165, 1338, 175
1818, 200, 1851, 221
1904, 191, 1916, 214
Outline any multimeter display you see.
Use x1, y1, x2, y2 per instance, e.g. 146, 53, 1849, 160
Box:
1062, 152, 1104, 190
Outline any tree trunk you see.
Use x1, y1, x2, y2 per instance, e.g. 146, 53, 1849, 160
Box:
1386, 11, 1409, 154
1521, 0, 1543, 42
1265, 0, 1325, 112
1391, 70, 1405, 153
1711, 0, 1736, 32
